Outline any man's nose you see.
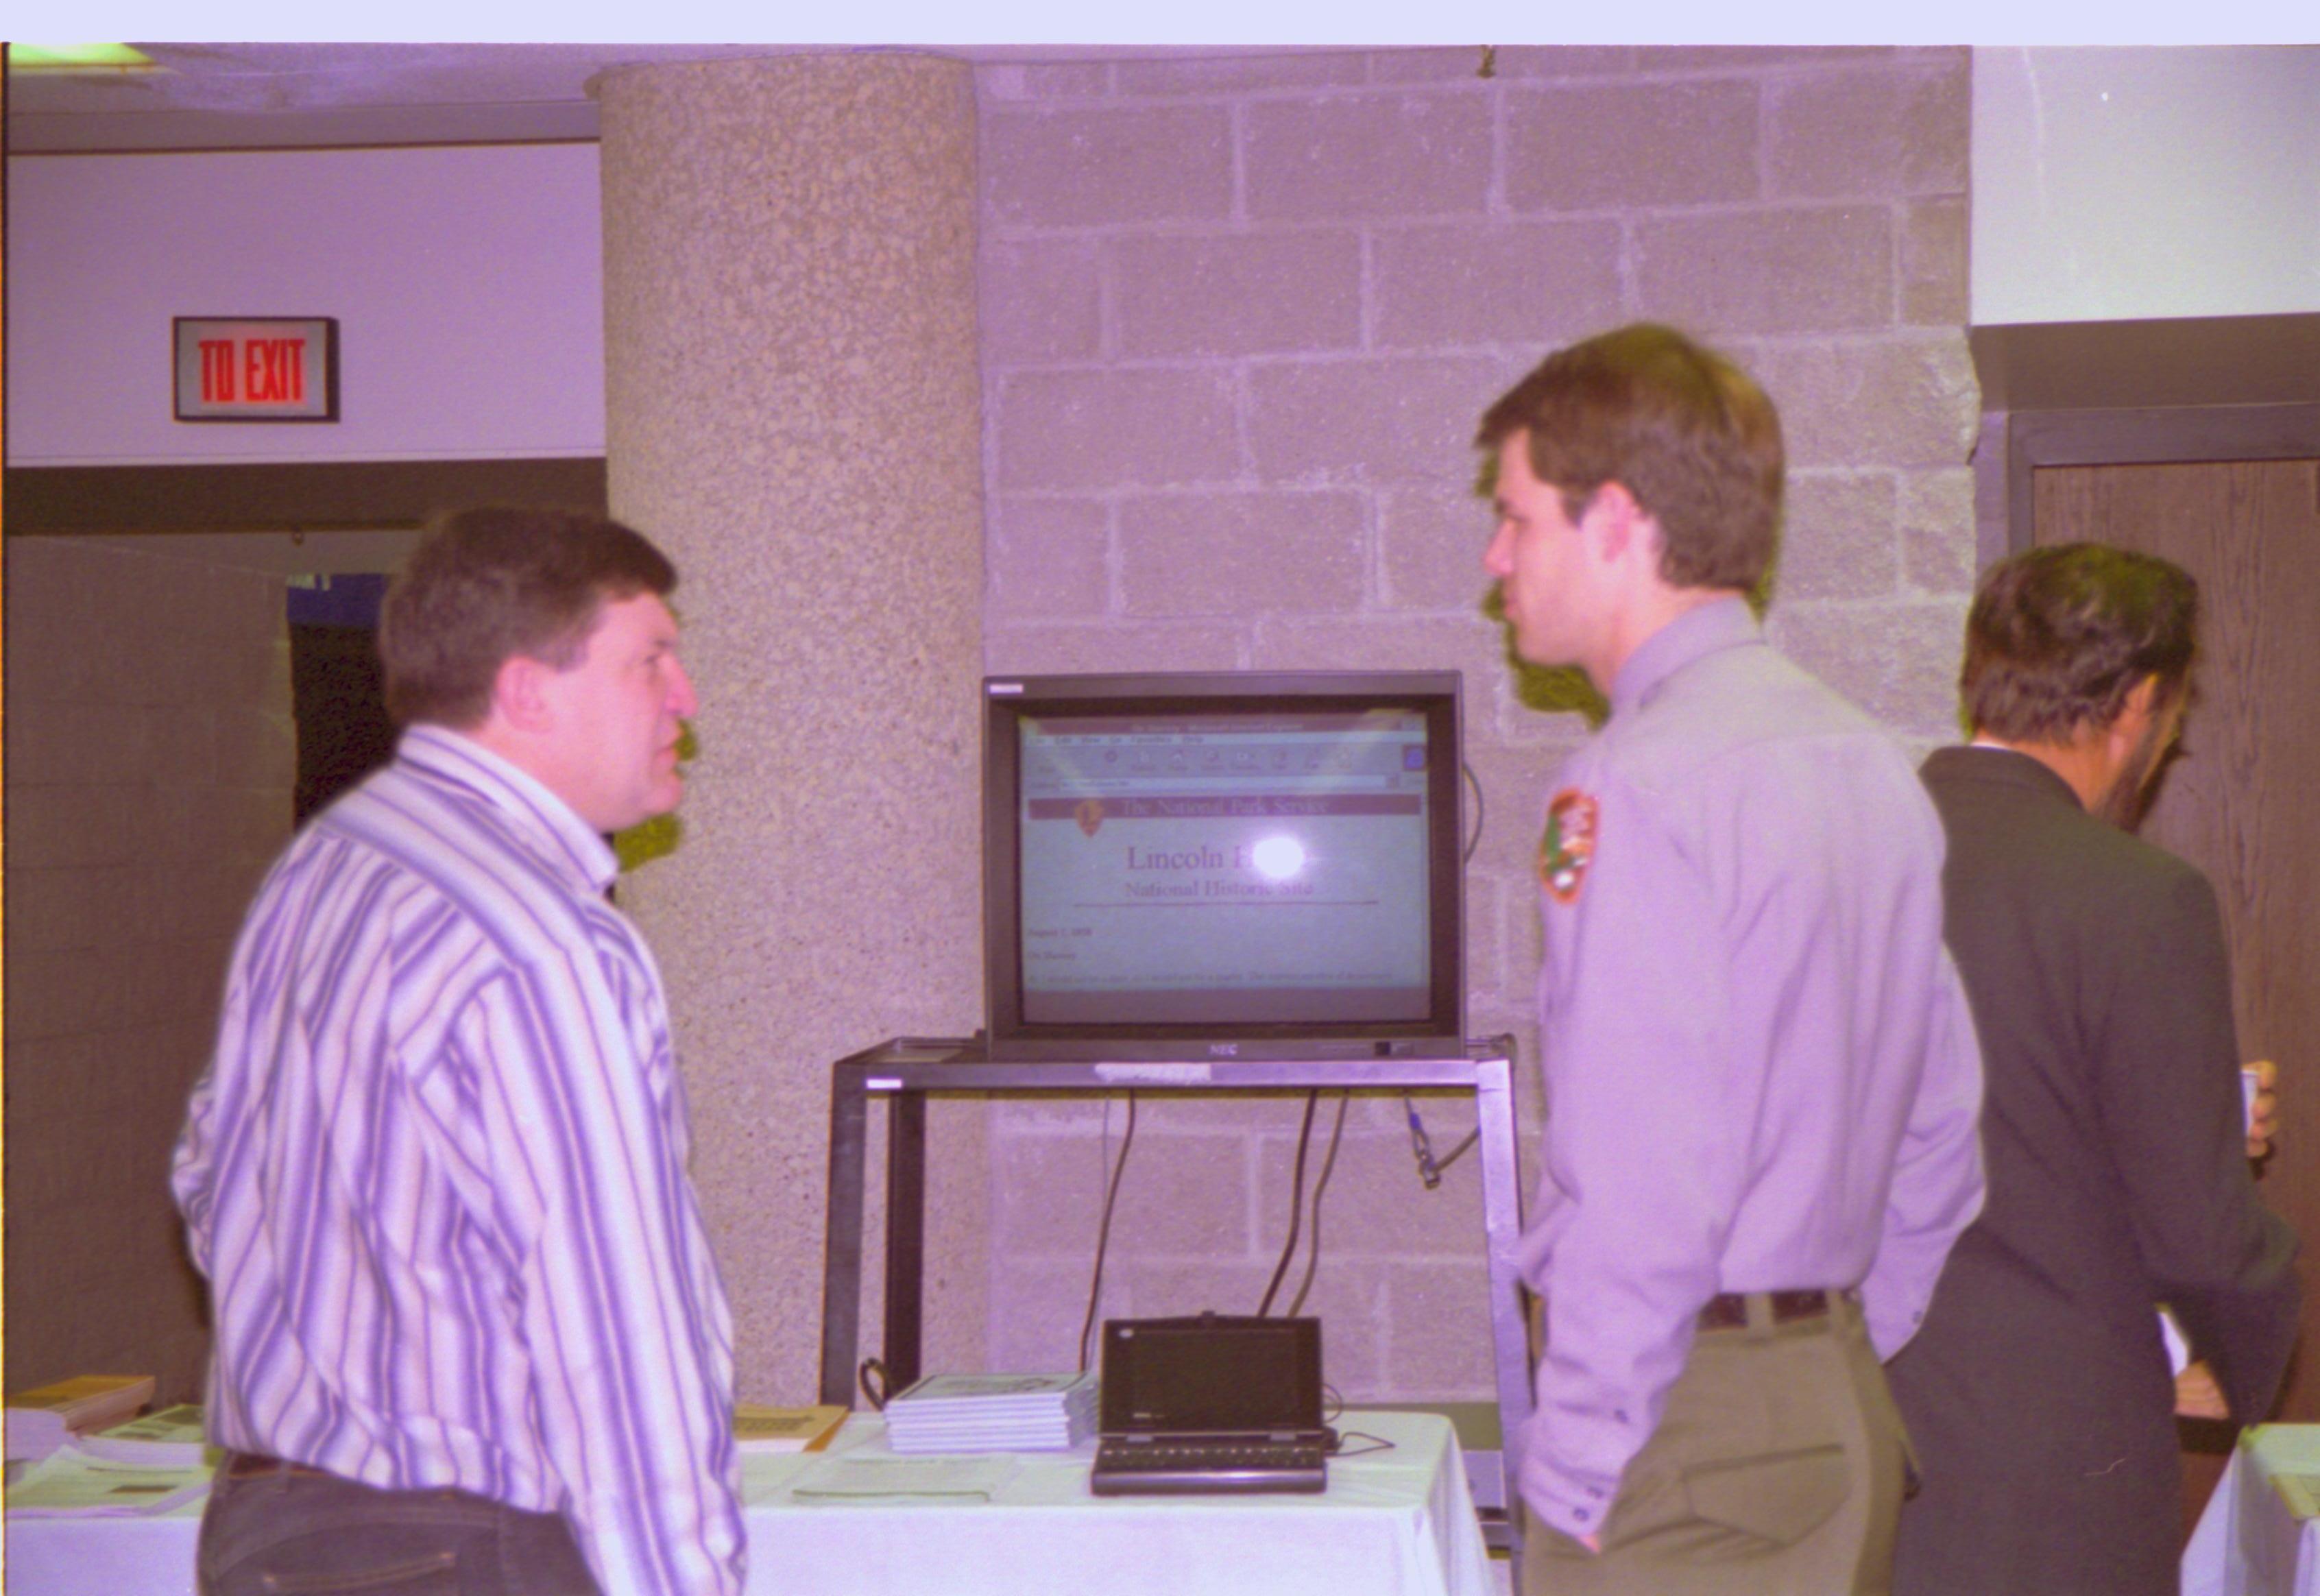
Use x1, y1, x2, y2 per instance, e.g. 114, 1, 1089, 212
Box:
1483, 524, 1512, 576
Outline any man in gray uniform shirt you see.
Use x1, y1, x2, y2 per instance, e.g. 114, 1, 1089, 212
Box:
1477, 324, 1987, 1595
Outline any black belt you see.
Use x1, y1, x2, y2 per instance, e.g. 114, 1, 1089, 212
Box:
221, 1451, 338, 1481
1697, 1289, 1842, 1332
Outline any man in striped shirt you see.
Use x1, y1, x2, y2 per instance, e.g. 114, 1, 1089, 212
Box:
173, 507, 743, 1595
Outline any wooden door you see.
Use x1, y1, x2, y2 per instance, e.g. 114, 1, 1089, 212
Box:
2032, 455, 2320, 1529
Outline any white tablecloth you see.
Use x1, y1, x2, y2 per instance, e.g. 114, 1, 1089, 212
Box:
6, 1409, 1493, 1596
2184, 1426, 2320, 1596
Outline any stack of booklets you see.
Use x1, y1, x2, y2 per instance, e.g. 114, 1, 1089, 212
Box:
9, 1376, 155, 1433
882, 1373, 1098, 1455
5, 1397, 210, 1518
86, 1403, 215, 1466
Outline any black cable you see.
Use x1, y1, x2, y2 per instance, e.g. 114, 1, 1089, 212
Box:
1430, 1126, 1482, 1176
1285, 1093, 1350, 1319
1407, 767, 1483, 1194
1403, 1093, 1442, 1188
1461, 759, 1485, 865
1257, 1091, 1320, 1318
1078, 1090, 1138, 1373
1403, 1097, 1480, 1187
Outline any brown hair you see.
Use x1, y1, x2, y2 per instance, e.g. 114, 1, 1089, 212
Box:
378, 506, 677, 729
1960, 542, 2197, 742
1475, 323, 1785, 592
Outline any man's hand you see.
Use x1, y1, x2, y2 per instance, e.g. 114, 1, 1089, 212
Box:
2175, 1359, 2230, 1420
2247, 1059, 2278, 1161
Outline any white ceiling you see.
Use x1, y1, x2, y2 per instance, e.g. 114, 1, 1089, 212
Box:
3, 42, 1312, 152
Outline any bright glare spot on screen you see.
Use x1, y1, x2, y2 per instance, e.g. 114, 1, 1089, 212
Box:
1251, 834, 1306, 881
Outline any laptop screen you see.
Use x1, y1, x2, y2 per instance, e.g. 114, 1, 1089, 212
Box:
1100, 1316, 1323, 1434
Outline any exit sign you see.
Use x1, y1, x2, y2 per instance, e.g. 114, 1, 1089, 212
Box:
173, 317, 339, 422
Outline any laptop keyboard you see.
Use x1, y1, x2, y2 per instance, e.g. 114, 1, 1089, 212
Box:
1100, 1441, 1325, 1471
1090, 1438, 1328, 1495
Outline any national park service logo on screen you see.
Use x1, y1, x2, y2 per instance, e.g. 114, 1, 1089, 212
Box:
1537, 788, 1599, 906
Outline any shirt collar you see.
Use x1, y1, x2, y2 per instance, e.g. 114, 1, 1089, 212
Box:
1609, 594, 1760, 719
396, 724, 619, 894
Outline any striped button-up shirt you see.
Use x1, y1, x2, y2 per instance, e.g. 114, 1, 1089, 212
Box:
173, 725, 743, 1595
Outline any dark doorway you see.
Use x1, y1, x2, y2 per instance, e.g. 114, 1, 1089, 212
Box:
289, 573, 397, 825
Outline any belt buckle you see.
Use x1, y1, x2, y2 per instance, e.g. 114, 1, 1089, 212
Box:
223, 1452, 279, 1480
1698, 1289, 1836, 1333
1697, 1294, 1749, 1331
1770, 1289, 1829, 1324
225, 1452, 329, 1482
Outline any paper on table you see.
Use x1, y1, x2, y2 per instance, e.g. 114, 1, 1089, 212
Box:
789, 1454, 1018, 1503
94, 1404, 207, 1447
77, 1434, 213, 1468
6, 1447, 211, 1516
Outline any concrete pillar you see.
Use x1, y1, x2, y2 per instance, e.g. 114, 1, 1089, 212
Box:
596, 53, 986, 1400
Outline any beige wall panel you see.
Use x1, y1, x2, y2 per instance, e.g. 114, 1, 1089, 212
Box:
3, 536, 293, 1404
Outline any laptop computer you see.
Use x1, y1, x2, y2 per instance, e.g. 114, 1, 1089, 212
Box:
1090, 1314, 1329, 1495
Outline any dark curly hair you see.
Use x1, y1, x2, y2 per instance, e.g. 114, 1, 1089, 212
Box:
1960, 542, 2197, 742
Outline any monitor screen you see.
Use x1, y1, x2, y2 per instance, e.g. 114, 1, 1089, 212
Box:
983, 671, 1464, 1061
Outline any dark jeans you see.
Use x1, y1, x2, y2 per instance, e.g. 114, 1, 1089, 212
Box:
199, 1454, 601, 1596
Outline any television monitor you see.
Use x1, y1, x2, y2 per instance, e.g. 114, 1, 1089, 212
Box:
982, 670, 1464, 1062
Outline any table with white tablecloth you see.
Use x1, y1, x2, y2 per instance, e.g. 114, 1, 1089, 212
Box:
2184, 1426, 2320, 1596
5, 1408, 1493, 1596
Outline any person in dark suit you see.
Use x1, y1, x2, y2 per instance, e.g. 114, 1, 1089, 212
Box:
1888, 542, 2301, 1596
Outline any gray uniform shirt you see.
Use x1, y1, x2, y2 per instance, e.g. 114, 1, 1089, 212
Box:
1512, 596, 1986, 1542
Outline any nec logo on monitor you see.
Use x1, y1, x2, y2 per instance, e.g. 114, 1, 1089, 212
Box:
1208, 1043, 1240, 1058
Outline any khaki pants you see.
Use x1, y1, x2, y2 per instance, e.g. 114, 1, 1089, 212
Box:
1523, 1292, 1909, 1596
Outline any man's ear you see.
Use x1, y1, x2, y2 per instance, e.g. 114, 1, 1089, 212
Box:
2095, 672, 2164, 765
2106, 673, 2161, 740
490, 654, 557, 736
1586, 481, 1665, 574
1584, 481, 1641, 562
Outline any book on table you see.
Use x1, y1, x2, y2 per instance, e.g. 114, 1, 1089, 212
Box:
733, 1403, 849, 1454
6, 1375, 155, 1436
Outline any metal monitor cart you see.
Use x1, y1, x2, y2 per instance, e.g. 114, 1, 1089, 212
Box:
819, 1035, 1534, 1556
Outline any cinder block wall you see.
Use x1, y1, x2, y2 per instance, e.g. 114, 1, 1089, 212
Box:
974, 45, 1979, 1399
3, 537, 294, 1404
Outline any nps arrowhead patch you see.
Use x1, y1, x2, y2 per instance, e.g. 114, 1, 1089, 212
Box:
1538, 788, 1599, 905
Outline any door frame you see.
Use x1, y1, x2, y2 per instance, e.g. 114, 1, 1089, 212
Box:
3, 457, 607, 537
1996, 402, 2320, 559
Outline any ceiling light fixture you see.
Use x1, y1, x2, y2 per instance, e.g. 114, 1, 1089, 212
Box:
9, 44, 160, 73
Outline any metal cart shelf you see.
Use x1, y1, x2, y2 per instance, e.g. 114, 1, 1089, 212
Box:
818, 1036, 1534, 1554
